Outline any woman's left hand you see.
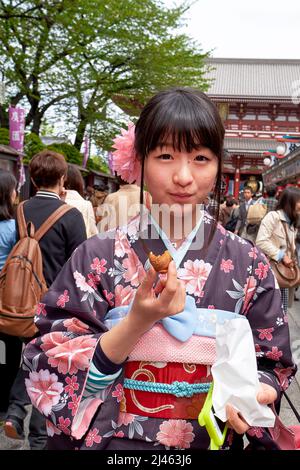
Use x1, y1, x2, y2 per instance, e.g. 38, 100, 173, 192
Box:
226, 383, 278, 434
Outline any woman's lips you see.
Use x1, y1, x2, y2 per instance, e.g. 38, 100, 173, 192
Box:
169, 193, 194, 201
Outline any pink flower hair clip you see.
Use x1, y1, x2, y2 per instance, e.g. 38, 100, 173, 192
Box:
111, 122, 141, 184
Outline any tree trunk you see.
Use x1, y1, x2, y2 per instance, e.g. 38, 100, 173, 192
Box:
0, 105, 8, 128
74, 118, 87, 150
31, 112, 43, 135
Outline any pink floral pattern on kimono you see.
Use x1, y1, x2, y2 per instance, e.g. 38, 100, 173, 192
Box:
57, 290, 70, 308
220, 259, 234, 273
115, 229, 131, 258
122, 250, 145, 287
156, 420, 195, 449
178, 259, 212, 297
90, 257, 107, 275
25, 369, 64, 416
36, 303, 47, 316
242, 276, 257, 313
114, 284, 135, 307
85, 428, 102, 447
63, 318, 90, 334
41, 333, 97, 375
73, 271, 94, 293
274, 367, 295, 390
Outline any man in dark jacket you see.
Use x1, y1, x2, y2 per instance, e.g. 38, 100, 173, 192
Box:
234, 186, 255, 240
4, 150, 86, 449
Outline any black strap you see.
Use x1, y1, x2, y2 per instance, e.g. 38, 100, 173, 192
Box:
282, 390, 300, 424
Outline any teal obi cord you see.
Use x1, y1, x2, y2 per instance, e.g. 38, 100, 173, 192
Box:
123, 379, 211, 398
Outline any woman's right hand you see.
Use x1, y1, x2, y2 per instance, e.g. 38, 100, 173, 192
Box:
100, 260, 186, 365
128, 260, 186, 331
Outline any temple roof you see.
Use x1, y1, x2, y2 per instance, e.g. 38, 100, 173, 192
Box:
206, 58, 300, 101
0, 144, 22, 156
224, 137, 278, 154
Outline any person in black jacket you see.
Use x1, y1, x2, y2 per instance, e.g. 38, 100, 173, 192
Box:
234, 186, 255, 240
4, 150, 86, 450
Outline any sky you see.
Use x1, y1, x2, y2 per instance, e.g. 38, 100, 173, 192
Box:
166, 0, 300, 59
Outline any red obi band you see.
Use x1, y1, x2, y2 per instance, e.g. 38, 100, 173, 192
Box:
122, 361, 212, 419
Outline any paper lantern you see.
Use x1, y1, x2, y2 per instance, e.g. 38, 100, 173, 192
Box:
276, 144, 286, 156
263, 157, 271, 166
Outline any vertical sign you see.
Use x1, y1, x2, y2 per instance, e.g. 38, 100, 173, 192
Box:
9, 106, 26, 191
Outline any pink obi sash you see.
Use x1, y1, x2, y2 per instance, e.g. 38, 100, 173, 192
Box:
128, 324, 216, 364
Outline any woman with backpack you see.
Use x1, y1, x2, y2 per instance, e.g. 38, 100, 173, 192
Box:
0, 170, 23, 423
1, 150, 86, 449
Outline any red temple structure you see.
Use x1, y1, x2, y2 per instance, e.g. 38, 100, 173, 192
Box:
205, 58, 300, 197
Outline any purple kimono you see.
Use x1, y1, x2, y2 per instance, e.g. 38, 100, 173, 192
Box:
23, 211, 296, 450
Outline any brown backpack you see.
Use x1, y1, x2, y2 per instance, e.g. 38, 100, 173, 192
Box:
0, 201, 73, 338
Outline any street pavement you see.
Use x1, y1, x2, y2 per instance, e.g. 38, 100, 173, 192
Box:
0, 301, 299, 450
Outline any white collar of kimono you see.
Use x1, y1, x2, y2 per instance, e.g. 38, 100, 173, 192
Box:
149, 210, 204, 269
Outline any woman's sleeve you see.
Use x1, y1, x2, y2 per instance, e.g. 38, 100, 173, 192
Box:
23, 237, 122, 440
256, 212, 282, 261
246, 248, 297, 401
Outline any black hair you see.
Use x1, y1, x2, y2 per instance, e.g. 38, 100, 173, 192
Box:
134, 87, 225, 245
0, 169, 17, 221
277, 187, 300, 227
65, 164, 84, 196
265, 184, 277, 198
243, 185, 254, 194
226, 199, 238, 207
94, 181, 107, 192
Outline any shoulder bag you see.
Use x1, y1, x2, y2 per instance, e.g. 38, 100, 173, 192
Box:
269, 221, 300, 288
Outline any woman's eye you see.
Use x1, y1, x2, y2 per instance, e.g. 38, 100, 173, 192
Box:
195, 155, 209, 162
158, 154, 172, 160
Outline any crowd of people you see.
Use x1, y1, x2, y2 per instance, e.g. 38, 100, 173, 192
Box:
216, 185, 300, 310
0, 87, 299, 451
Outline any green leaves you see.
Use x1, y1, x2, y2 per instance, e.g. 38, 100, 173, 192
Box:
0, 0, 210, 152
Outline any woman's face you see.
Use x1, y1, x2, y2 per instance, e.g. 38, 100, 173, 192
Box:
144, 144, 218, 220
295, 200, 300, 216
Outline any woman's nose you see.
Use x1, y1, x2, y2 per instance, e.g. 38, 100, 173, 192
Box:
173, 162, 193, 186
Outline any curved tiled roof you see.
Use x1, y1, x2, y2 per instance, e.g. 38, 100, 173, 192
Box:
0, 144, 22, 156
206, 58, 300, 99
224, 137, 278, 153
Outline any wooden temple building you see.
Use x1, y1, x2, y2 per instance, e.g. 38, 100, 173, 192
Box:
205, 58, 300, 198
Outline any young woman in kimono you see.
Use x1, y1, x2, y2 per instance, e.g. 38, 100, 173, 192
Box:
23, 88, 296, 450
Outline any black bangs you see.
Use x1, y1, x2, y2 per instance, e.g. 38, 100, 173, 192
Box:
135, 88, 225, 159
